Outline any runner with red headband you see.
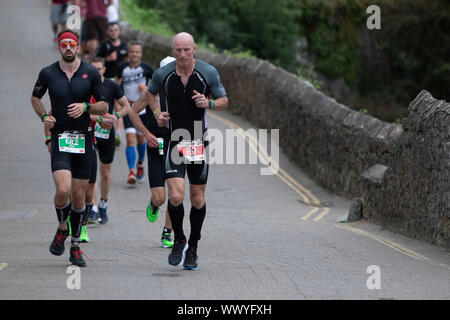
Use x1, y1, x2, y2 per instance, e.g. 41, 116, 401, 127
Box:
31, 29, 108, 267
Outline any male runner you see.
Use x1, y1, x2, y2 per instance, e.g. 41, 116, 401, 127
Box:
115, 41, 153, 184
129, 56, 176, 249
94, 21, 128, 147
94, 22, 128, 79
145, 33, 228, 270
88, 57, 131, 224
31, 30, 107, 267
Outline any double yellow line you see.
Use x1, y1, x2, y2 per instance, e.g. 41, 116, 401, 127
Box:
335, 224, 450, 269
208, 112, 329, 221
208, 112, 450, 269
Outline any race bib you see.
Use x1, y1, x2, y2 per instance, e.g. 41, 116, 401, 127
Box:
177, 140, 205, 162
94, 123, 110, 139
58, 132, 85, 154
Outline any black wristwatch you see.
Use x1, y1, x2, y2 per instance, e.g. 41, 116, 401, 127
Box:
84, 102, 91, 113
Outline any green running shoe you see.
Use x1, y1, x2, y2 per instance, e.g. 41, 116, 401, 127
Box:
161, 232, 174, 248
80, 225, 90, 243
146, 203, 159, 223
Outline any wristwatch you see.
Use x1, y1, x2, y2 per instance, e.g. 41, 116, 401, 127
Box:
84, 102, 91, 113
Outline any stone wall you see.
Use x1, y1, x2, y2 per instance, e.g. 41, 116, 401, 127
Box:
361, 91, 450, 247
121, 27, 449, 247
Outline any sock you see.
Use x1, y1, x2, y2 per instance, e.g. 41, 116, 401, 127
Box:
167, 201, 186, 243
137, 143, 146, 163
83, 202, 93, 226
162, 227, 172, 235
99, 198, 108, 209
188, 204, 206, 249
55, 201, 71, 224
150, 201, 158, 213
92, 204, 98, 213
70, 206, 85, 243
126, 146, 136, 170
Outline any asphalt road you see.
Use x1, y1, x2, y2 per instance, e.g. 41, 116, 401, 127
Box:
0, 0, 449, 300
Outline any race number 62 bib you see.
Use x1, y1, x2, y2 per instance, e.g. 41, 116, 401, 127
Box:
177, 140, 205, 162
58, 132, 85, 154
94, 123, 111, 139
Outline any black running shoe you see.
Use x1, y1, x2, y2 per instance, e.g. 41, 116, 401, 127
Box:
49, 228, 69, 256
183, 246, 198, 270
168, 240, 187, 266
69, 246, 87, 267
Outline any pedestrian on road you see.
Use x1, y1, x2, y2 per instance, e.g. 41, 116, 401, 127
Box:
31, 29, 108, 267
81, 0, 112, 59
129, 56, 178, 249
115, 41, 153, 185
49, 0, 70, 43
87, 57, 131, 224
94, 22, 128, 80
145, 32, 228, 270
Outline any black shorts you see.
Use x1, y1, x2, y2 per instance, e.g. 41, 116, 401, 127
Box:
164, 141, 209, 185
147, 139, 168, 188
89, 146, 97, 184
96, 127, 115, 164
50, 129, 95, 180
123, 113, 147, 135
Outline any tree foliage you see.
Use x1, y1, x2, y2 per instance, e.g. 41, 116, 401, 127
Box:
129, 0, 450, 119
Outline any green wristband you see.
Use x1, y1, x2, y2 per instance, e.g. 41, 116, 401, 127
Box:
209, 99, 215, 110
42, 115, 48, 123
97, 115, 102, 123
115, 111, 121, 119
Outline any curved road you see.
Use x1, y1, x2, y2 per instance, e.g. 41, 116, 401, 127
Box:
0, 0, 449, 300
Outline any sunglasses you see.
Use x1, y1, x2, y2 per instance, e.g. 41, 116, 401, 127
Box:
59, 41, 78, 49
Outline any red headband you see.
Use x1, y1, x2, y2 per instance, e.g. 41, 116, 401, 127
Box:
58, 32, 79, 44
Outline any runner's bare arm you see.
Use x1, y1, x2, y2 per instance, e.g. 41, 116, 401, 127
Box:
115, 96, 131, 118
67, 100, 108, 118
31, 96, 48, 120
209, 96, 228, 111
32, 96, 56, 129
128, 99, 159, 148
131, 91, 148, 114
192, 90, 228, 111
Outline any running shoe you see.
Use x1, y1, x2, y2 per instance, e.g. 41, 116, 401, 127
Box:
183, 246, 198, 270
161, 231, 174, 248
80, 226, 90, 243
168, 240, 187, 266
49, 228, 69, 256
127, 170, 137, 185
146, 202, 159, 223
88, 207, 99, 224
136, 163, 145, 182
69, 246, 87, 267
98, 207, 108, 224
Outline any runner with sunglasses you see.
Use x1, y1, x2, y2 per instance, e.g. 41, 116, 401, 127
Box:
31, 30, 107, 267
